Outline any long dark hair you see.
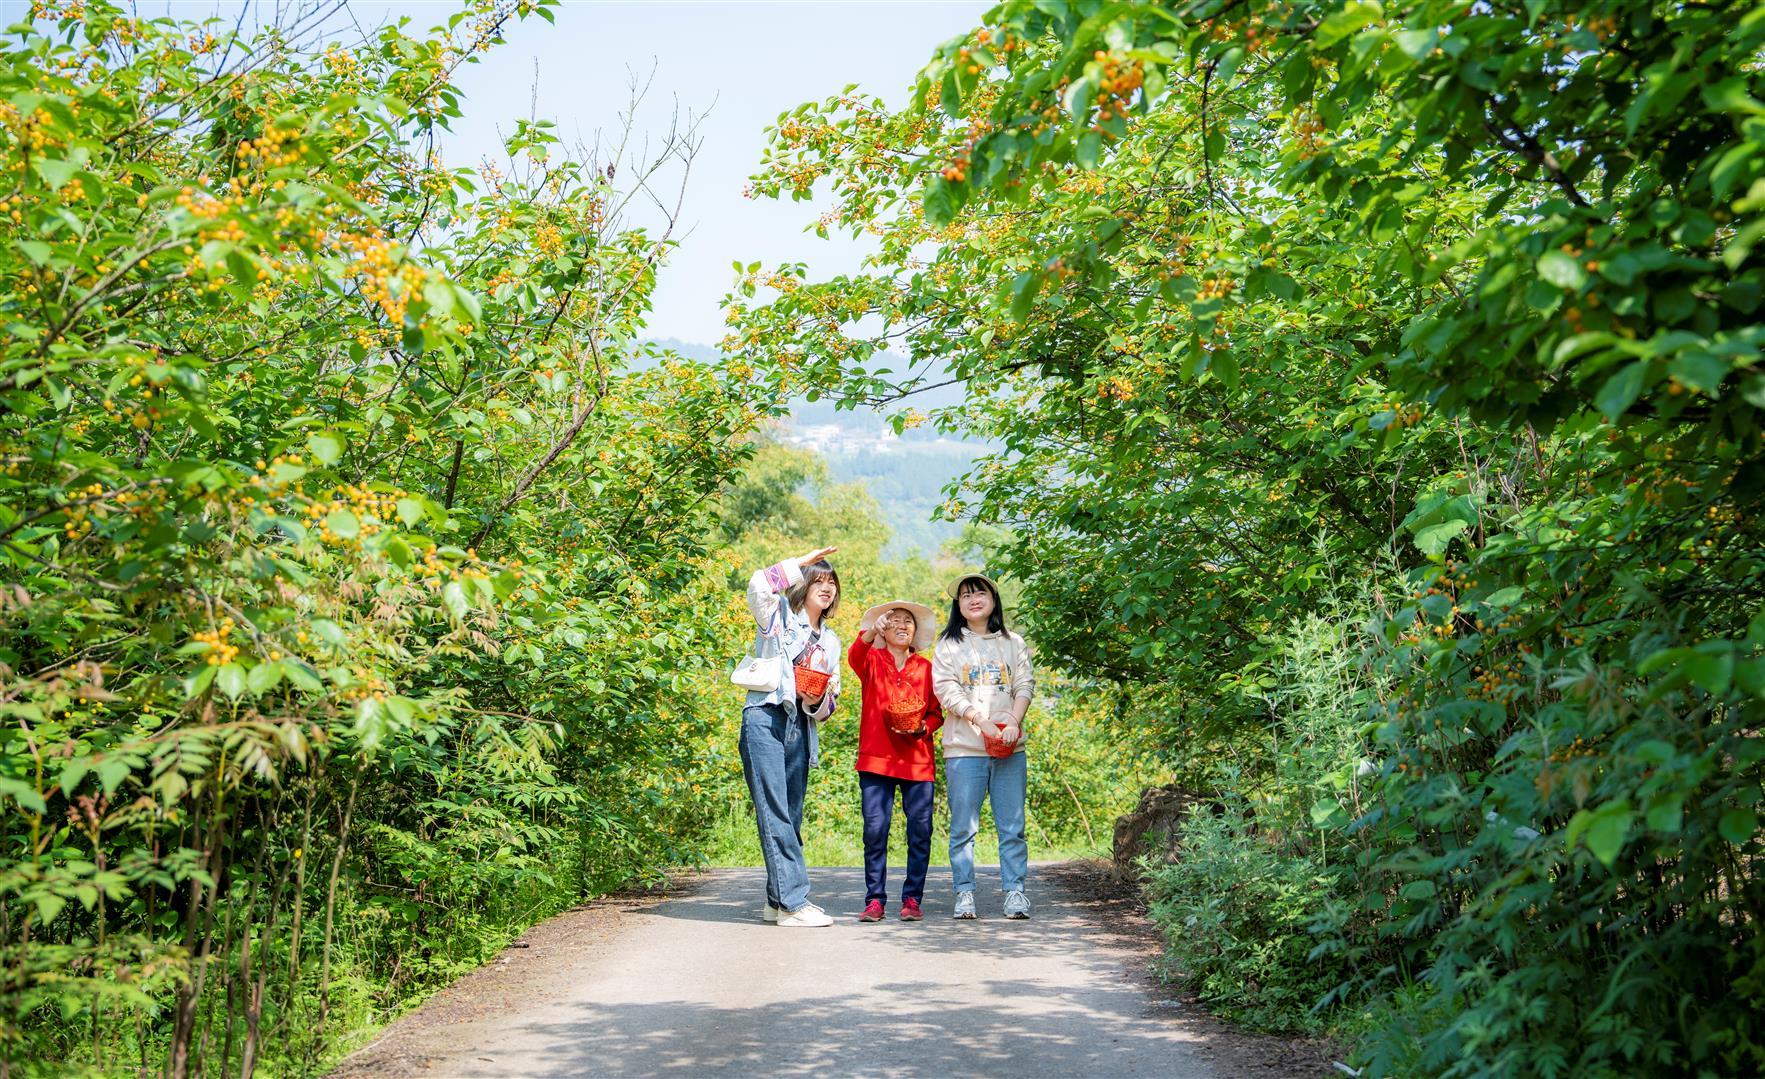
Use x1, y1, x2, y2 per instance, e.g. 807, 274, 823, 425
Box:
786, 559, 841, 622
941, 575, 1007, 643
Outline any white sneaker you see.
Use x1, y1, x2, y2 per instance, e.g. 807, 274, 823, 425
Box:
776, 904, 833, 927
765, 900, 821, 923
1003, 889, 1031, 919
953, 891, 976, 919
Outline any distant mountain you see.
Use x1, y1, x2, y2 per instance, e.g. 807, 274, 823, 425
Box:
649, 337, 991, 560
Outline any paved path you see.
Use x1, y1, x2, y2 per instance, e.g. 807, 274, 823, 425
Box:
332, 866, 1238, 1078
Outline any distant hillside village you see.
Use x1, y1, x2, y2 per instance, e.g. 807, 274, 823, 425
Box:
780, 421, 898, 456
654, 339, 989, 560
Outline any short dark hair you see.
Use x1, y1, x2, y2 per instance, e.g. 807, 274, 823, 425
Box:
941, 575, 1007, 643
787, 559, 840, 619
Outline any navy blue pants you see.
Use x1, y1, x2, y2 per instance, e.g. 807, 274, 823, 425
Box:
859, 771, 934, 903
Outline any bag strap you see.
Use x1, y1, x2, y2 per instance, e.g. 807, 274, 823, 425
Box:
792, 626, 824, 667
754, 589, 790, 659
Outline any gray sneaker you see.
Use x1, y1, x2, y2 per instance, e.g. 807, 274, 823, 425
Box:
1003, 889, 1031, 919
953, 891, 977, 919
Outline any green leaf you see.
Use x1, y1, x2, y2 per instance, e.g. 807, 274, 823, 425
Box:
1567, 800, 1633, 867
940, 68, 963, 117
1684, 643, 1734, 695
1595, 361, 1648, 421
1310, 798, 1345, 827
1633, 740, 1675, 764
15, 240, 51, 267
1390, 28, 1435, 62
422, 280, 455, 315
1314, 1, 1382, 47
284, 661, 323, 692
1399, 879, 1437, 900
1075, 131, 1103, 170
325, 509, 360, 539
307, 431, 345, 466
33, 893, 66, 927
97, 756, 134, 795
215, 664, 247, 701
1645, 795, 1683, 834
1211, 348, 1239, 392
384, 535, 414, 568
1668, 353, 1729, 395
269, 462, 308, 485
452, 283, 483, 323
59, 760, 91, 796
185, 664, 219, 699
1702, 77, 1765, 116
442, 581, 469, 619
1536, 250, 1587, 290
354, 696, 387, 751
31, 158, 79, 190
0, 778, 47, 814
1009, 270, 1043, 321
1413, 519, 1469, 555
1213, 46, 1246, 88
923, 176, 959, 228
247, 660, 284, 694
1718, 807, 1758, 846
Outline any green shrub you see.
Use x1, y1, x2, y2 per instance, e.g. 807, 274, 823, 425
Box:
1146, 804, 1349, 1033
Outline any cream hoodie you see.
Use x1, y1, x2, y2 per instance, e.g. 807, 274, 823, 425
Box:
932, 628, 1035, 759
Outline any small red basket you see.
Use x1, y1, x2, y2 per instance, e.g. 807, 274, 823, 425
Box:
984, 721, 1016, 758
793, 665, 830, 698
884, 696, 926, 735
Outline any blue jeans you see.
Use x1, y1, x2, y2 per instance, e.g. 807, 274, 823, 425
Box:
859, 772, 934, 903
947, 751, 1028, 894
739, 703, 812, 911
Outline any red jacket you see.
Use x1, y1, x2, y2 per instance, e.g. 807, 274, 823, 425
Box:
848, 635, 944, 782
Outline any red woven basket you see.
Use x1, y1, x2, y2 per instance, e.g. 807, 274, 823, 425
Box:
793, 665, 831, 698
884, 696, 926, 735
984, 721, 1016, 758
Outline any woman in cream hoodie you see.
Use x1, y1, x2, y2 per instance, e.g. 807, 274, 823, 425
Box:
932, 573, 1035, 920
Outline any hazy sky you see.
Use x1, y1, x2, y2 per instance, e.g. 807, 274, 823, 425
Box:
381, 0, 989, 348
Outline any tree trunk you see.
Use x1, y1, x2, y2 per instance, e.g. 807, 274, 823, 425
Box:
315, 775, 359, 1042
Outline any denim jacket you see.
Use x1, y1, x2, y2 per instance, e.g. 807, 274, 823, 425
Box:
744, 558, 841, 768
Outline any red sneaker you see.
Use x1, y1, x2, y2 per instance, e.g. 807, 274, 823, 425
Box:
859, 899, 885, 922
899, 897, 923, 921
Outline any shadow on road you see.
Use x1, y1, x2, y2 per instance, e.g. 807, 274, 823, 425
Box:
498, 977, 1197, 1077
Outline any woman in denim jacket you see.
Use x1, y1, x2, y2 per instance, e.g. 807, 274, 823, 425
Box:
741, 546, 842, 927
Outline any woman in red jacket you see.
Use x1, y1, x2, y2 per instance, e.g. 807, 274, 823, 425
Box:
848, 600, 943, 922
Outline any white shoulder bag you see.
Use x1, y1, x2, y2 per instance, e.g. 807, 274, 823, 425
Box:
730, 597, 787, 692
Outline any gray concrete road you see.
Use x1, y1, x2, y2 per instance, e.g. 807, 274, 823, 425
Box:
331, 866, 1279, 1078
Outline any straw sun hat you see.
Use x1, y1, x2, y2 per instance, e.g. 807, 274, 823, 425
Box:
859, 600, 937, 652
945, 572, 1002, 599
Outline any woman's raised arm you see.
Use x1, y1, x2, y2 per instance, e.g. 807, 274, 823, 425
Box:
745, 547, 840, 632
